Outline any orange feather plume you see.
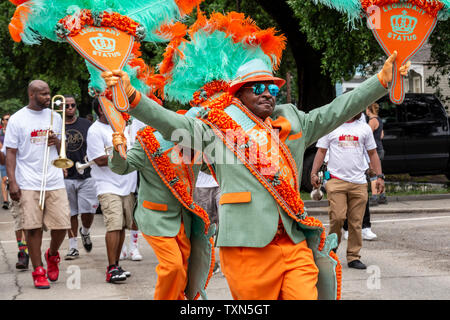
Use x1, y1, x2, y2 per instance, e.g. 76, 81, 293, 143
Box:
157, 22, 188, 81
174, 0, 203, 15
8, 5, 30, 42
189, 11, 286, 69
9, 0, 29, 5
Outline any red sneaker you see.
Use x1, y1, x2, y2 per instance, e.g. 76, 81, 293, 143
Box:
45, 249, 60, 282
32, 266, 50, 289
105, 265, 127, 283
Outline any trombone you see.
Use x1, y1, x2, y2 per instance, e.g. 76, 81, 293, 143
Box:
39, 95, 74, 211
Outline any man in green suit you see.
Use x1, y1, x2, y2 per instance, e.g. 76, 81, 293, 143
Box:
108, 110, 215, 300
102, 51, 409, 299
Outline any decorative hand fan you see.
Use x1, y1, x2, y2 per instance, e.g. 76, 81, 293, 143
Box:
312, 0, 449, 104
8, 0, 202, 158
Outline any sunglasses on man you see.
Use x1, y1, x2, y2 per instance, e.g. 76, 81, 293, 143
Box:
242, 83, 279, 97
66, 103, 77, 108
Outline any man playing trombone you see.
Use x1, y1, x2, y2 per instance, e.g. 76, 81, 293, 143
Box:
4, 80, 71, 289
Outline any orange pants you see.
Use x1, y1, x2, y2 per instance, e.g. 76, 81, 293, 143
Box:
142, 222, 191, 300
220, 233, 319, 300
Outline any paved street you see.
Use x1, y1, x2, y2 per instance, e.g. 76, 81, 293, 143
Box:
1, 198, 450, 300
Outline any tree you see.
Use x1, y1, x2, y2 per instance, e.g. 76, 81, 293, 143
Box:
1, 1, 448, 117
427, 19, 450, 105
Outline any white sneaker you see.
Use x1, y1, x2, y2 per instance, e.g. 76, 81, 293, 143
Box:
343, 230, 348, 240
120, 245, 128, 260
129, 246, 142, 261
362, 228, 377, 241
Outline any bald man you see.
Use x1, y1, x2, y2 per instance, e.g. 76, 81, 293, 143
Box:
5, 80, 71, 289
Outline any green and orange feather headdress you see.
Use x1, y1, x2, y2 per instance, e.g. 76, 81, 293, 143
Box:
159, 11, 287, 105
8, 0, 202, 99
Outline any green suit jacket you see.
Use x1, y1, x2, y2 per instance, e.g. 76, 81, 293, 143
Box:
108, 132, 197, 238
108, 130, 215, 300
128, 74, 388, 248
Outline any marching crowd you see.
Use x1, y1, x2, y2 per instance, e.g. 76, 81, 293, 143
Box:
0, 83, 148, 287
0, 51, 409, 300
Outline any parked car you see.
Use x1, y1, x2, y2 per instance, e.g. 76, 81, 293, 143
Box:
300, 93, 449, 192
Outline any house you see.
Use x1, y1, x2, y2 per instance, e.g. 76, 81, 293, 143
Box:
336, 44, 450, 112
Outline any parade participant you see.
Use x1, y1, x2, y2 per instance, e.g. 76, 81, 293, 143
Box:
109, 108, 215, 300
62, 95, 98, 260
311, 112, 384, 269
119, 117, 146, 262
87, 98, 137, 283
1, 114, 10, 209
101, 12, 410, 300
193, 171, 220, 274
366, 103, 387, 205
0, 143, 29, 270
5, 80, 70, 289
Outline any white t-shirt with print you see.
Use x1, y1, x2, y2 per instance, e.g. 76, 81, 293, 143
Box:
87, 120, 137, 197
317, 120, 377, 184
195, 171, 218, 188
128, 118, 146, 146
4, 106, 65, 190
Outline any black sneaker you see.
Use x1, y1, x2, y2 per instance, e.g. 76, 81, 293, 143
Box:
79, 227, 92, 252
348, 260, 367, 269
2, 201, 9, 209
369, 195, 378, 207
64, 248, 80, 260
377, 193, 388, 204
106, 266, 127, 283
117, 266, 131, 277
16, 251, 29, 270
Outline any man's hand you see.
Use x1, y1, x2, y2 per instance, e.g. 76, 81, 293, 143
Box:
101, 70, 136, 98
112, 132, 127, 153
376, 178, 385, 194
9, 180, 21, 202
378, 51, 411, 85
47, 130, 59, 147
311, 173, 320, 189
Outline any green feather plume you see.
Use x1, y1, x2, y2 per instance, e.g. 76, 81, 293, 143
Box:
312, 0, 449, 21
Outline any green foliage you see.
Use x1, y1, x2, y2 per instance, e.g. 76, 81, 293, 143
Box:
427, 19, 450, 105
0, 98, 22, 116
0, 0, 448, 115
288, 0, 385, 83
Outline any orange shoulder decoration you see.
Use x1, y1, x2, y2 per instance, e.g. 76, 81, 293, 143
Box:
198, 94, 327, 251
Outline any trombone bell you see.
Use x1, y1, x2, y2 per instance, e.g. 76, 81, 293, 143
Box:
52, 157, 74, 169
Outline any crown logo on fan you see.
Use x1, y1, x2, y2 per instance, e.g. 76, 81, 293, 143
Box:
89, 33, 116, 53
391, 10, 417, 35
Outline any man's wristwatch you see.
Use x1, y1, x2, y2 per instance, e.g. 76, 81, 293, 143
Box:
377, 174, 385, 180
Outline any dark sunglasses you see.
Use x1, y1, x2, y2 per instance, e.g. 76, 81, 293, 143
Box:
2, 118, 9, 121
66, 103, 77, 108
243, 83, 279, 97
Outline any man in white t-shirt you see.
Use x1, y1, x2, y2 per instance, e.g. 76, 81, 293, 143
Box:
5, 80, 71, 289
87, 98, 137, 283
118, 116, 145, 262
310, 112, 385, 270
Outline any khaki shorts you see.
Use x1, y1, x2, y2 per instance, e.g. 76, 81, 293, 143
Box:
98, 193, 136, 232
20, 189, 71, 230
11, 200, 23, 231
